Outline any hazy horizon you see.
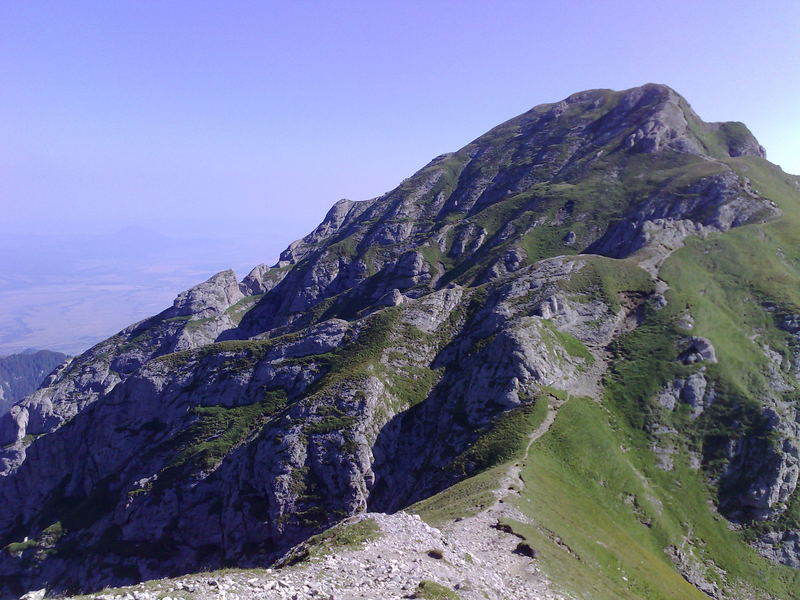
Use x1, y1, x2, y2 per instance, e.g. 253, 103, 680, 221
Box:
0, 226, 274, 355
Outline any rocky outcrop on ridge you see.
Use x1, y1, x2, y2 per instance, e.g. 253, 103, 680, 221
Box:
0, 351, 68, 416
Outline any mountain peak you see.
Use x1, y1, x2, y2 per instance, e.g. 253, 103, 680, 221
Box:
512, 82, 766, 161
562, 82, 678, 106
222, 84, 780, 336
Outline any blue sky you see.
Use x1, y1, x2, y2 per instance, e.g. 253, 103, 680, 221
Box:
3, 1, 799, 248
1, 0, 799, 352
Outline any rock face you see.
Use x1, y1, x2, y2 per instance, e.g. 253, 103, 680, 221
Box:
656, 371, 709, 418
679, 337, 718, 365
165, 270, 244, 319
719, 404, 800, 522
1, 83, 799, 599
0, 351, 68, 416
754, 530, 800, 568
586, 172, 778, 262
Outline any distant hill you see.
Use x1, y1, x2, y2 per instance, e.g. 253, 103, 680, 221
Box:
0, 350, 69, 414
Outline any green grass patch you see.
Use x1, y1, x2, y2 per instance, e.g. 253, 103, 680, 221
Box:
279, 517, 382, 565
384, 364, 442, 410
413, 579, 460, 600
326, 235, 360, 259
4, 521, 66, 557
152, 338, 276, 371
542, 320, 594, 364
302, 306, 402, 398
561, 256, 654, 312
224, 294, 264, 325
161, 390, 287, 476
512, 397, 800, 599
183, 317, 214, 332
4, 538, 36, 555
409, 465, 507, 527
520, 223, 580, 263
39, 521, 65, 545
164, 315, 191, 323
451, 400, 547, 476
411, 398, 548, 526
419, 243, 455, 275
470, 192, 535, 239
604, 304, 683, 431
306, 517, 380, 555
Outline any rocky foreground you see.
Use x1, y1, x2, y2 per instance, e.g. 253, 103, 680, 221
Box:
44, 511, 559, 600
45, 400, 567, 600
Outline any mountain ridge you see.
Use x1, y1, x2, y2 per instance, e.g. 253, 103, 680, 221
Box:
227, 83, 778, 343
2, 84, 800, 599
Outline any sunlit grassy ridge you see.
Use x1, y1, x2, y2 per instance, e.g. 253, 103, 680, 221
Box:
513, 397, 800, 599
410, 156, 800, 598
513, 158, 800, 598
413, 392, 800, 599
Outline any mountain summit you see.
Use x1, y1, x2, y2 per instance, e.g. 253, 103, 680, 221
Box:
2, 85, 800, 599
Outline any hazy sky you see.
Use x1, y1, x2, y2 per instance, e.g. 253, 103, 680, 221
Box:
2, 0, 800, 271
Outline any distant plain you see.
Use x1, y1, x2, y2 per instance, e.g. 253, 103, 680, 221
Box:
0, 227, 272, 355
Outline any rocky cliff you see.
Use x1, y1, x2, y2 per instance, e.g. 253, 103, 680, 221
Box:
0, 351, 68, 416
3, 84, 800, 600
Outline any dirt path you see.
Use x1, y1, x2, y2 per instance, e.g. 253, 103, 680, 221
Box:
408, 316, 621, 599
437, 393, 572, 600
432, 336, 620, 600
493, 394, 563, 503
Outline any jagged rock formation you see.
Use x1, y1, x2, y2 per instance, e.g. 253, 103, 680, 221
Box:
3, 83, 800, 600
0, 351, 68, 416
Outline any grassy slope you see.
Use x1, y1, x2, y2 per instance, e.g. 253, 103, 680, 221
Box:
657, 159, 800, 500
410, 397, 549, 526
511, 398, 711, 600
414, 392, 800, 599
412, 159, 800, 599
512, 397, 800, 599
506, 160, 800, 599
